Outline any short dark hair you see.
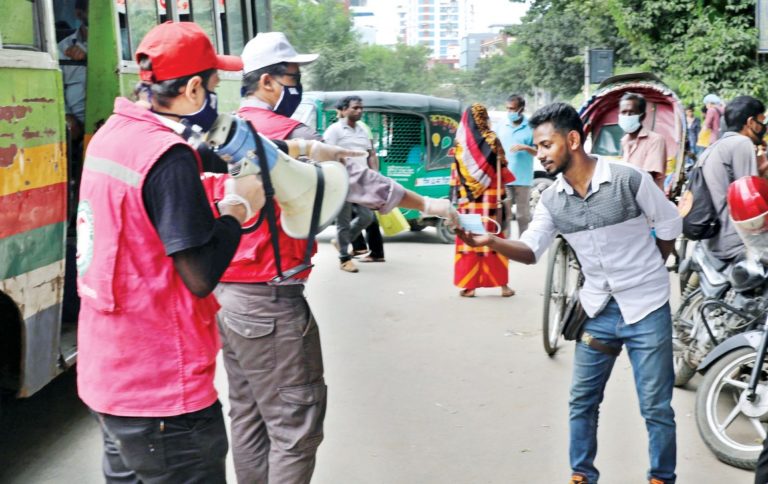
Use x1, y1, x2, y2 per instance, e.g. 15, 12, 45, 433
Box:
338, 95, 363, 111
620, 92, 646, 114
507, 94, 525, 108
137, 55, 215, 108
529, 102, 584, 142
241, 62, 290, 97
725, 95, 765, 131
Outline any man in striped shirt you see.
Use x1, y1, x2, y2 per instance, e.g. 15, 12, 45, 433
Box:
457, 103, 681, 484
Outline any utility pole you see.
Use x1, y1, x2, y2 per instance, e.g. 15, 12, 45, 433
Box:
583, 46, 590, 100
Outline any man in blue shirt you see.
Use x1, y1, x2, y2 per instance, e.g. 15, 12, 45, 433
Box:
497, 94, 537, 236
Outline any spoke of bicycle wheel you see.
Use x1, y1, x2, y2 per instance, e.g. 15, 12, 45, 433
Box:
718, 403, 743, 432
749, 417, 768, 440
723, 377, 750, 390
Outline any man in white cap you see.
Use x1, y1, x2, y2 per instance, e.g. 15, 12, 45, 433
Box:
704, 93, 725, 143
209, 31, 457, 483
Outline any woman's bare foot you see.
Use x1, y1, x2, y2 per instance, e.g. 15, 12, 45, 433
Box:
459, 288, 475, 297
501, 286, 515, 297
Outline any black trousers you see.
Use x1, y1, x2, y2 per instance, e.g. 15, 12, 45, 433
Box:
353, 218, 384, 258
756, 438, 768, 484
95, 401, 228, 484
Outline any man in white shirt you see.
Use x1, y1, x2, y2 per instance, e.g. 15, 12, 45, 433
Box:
58, 0, 88, 140
323, 96, 379, 272
457, 103, 681, 484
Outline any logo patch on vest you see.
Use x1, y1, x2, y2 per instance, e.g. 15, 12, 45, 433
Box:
76, 200, 95, 276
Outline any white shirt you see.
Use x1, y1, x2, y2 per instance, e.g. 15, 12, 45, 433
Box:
322, 119, 371, 167
520, 157, 682, 324
58, 30, 88, 123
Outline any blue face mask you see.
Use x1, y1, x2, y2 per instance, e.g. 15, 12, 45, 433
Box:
508, 112, 522, 123
274, 82, 303, 118
177, 89, 219, 132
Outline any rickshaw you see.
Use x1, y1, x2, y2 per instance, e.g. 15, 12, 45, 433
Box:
541, 73, 687, 356
294, 90, 463, 243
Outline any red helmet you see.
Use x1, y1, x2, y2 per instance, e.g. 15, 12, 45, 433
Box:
728, 176, 768, 235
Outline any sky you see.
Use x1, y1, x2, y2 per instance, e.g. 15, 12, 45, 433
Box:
360, 0, 531, 45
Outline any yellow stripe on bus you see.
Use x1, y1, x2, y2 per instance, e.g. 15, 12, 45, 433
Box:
0, 259, 64, 321
0, 142, 66, 198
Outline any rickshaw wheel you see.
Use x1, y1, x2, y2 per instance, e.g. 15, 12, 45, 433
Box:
542, 238, 577, 356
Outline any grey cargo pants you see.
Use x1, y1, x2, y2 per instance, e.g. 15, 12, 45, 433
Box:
215, 282, 327, 484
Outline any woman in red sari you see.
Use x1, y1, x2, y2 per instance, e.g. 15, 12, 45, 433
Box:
450, 104, 516, 297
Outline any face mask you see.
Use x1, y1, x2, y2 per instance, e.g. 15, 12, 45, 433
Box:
177, 89, 219, 132
508, 112, 522, 123
618, 114, 641, 134
274, 82, 303, 118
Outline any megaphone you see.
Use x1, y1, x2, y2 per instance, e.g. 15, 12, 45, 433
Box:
206, 114, 349, 239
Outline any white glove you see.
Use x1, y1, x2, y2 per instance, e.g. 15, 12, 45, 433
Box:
308, 140, 367, 163
219, 175, 264, 222
422, 196, 459, 228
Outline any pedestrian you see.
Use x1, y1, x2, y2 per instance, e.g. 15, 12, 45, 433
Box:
75, 22, 265, 482
203, 31, 458, 484
700, 95, 768, 262
619, 92, 667, 190
457, 102, 681, 483
703, 93, 725, 143
685, 103, 701, 156
451, 103, 516, 298
323, 95, 379, 272
497, 94, 537, 237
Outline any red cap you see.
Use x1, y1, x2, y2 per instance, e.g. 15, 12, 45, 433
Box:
136, 22, 243, 82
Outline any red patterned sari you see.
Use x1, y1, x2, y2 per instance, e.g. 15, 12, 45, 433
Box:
450, 104, 515, 290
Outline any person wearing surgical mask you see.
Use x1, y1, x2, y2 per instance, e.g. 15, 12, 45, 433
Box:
619, 92, 667, 190
497, 94, 537, 237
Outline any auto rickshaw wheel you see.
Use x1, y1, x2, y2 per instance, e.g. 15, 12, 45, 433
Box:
436, 219, 455, 244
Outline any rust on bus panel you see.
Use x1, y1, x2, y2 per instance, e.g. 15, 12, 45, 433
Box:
0, 144, 17, 167
0, 105, 32, 122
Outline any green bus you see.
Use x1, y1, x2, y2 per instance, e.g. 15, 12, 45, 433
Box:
0, 0, 270, 399
295, 90, 463, 243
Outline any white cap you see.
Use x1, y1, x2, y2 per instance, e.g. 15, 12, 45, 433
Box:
241, 32, 319, 75
703, 94, 722, 105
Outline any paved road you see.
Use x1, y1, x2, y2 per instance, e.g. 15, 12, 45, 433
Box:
0, 229, 753, 483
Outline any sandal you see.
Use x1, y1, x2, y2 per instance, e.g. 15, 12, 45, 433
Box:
360, 255, 385, 263
459, 288, 475, 297
501, 286, 516, 297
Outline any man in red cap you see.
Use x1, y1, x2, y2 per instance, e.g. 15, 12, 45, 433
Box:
75, 22, 264, 482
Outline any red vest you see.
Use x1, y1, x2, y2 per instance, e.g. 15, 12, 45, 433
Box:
76, 98, 220, 417
201, 106, 314, 283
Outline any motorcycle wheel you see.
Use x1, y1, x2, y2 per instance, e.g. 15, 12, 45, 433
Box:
695, 347, 766, 470
672, 289, 703, 387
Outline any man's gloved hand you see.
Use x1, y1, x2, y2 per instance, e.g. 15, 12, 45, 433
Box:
422, 196, 459, 228
308, 140, 367, 163
219, 174, 265, 224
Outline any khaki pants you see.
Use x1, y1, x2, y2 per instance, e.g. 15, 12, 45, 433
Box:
216, 283, 326, 484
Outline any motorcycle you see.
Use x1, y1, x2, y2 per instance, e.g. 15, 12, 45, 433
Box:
694, 176, 768, 470
672, 242, 764, 386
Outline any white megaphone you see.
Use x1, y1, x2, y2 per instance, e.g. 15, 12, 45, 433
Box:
206, 114, 349, 239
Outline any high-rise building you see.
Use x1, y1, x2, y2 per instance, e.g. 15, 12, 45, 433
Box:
404, 0, 462, 68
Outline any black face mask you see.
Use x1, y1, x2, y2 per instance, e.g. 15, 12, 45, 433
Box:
273, 82, 303, 118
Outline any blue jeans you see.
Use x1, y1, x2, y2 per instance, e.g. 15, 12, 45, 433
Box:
569, 299, 676, 483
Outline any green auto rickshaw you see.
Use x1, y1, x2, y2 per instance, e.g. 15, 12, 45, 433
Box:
294, 91, 463, 243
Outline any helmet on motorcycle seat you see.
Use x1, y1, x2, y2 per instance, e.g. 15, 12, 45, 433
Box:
728, 176, 768, 256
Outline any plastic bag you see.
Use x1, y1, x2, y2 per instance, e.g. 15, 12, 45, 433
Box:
375, 209, 410, 236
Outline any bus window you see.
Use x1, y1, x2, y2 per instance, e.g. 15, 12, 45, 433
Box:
126, 0, 159, 60
191, 1, 216, 47
223, 0, 246, 55
1, 2, 41, 50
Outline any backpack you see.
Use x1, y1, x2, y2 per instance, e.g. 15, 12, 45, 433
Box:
678, 140, 733, 240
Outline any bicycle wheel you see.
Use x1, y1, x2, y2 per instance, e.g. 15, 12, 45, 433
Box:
542, 238, 569, 356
